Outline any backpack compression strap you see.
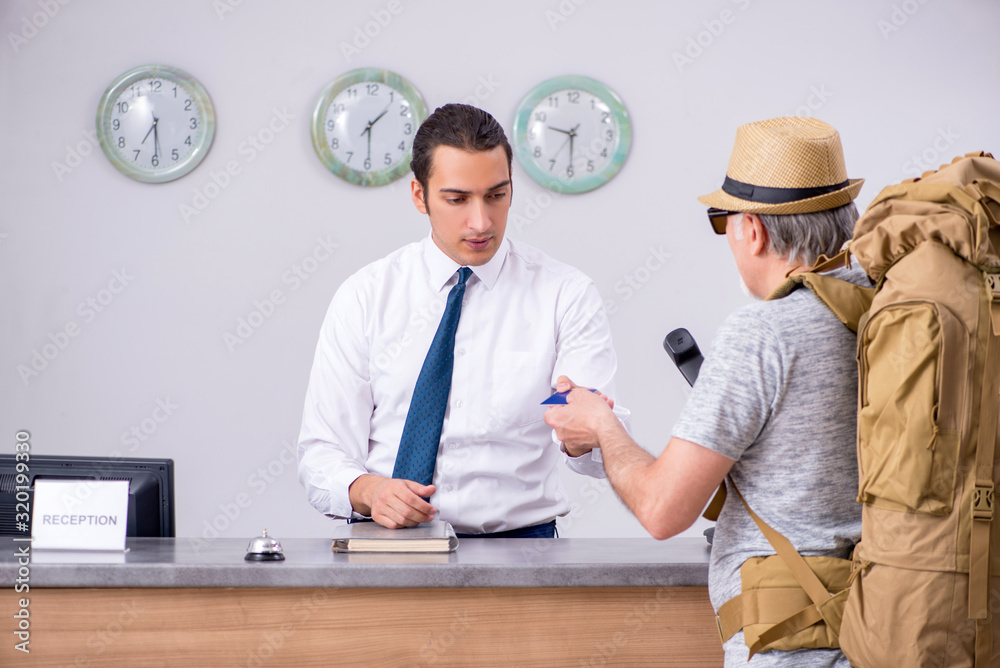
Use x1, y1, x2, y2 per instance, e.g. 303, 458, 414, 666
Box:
971, 273, 999, 666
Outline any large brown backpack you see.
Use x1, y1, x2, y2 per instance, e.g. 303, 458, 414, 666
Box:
835, 152, 1000, 667
713, 152, 1000, 665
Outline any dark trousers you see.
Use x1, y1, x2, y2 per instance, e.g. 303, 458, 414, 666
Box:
457, 520, 557, 539
348, 518, 558, 538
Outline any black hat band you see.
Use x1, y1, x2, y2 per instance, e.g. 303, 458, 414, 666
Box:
722, 176, 850, 205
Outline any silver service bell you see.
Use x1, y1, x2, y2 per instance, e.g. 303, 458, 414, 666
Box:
244, 528, 285, 561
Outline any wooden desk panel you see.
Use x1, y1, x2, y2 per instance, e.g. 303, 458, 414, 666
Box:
2, 587, 722, 667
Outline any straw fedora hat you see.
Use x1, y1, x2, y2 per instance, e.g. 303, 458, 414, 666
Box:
698, 116, 864, 216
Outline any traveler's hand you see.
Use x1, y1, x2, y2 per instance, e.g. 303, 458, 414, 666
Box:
544, 375, 618, 456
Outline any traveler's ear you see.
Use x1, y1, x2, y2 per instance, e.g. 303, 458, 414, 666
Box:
745, 214, 770, 257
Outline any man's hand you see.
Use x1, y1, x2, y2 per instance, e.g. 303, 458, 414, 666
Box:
544, 375, 623, 457
348, 474, 436, 529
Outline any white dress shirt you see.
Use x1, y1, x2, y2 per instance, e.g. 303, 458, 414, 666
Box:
297, 234, 629, 534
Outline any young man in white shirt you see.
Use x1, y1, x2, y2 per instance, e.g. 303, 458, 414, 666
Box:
297, 104, 628, 537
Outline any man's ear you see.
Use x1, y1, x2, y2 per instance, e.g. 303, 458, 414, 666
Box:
411, 178, 428, 215
745, 213, 770, 256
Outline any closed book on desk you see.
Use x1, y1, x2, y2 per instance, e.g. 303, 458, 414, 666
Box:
331, 520, 459, 553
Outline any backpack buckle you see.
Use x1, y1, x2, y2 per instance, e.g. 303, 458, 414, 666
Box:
987, 273, 1000, 299
973, 482, 994, 520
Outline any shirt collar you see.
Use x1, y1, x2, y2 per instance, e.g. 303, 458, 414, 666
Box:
422, 233, 509, 292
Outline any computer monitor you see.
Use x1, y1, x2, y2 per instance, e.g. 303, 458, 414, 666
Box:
0, 454, 175, 538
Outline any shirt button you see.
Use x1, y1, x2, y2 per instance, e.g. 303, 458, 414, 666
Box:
449, 442, 458, 449
445, 484, 454, 492
455, 400, 464, 408
462, 300, 468, 306
457, 348, 466, 355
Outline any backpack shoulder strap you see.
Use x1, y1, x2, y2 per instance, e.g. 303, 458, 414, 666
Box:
767, 251, 874, 333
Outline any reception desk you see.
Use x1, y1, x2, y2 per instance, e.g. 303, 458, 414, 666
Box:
0, 535, 721, 666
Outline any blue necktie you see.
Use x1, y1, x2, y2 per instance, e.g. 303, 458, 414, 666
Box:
392, 267, 472, 487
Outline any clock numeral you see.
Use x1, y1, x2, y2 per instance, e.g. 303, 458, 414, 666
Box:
172, 149, 179, 161
600, 148, 608, 158
330, 137, 339, 150
185, 136, 192, 146
527, 127, 536, 139
398, 141, 406, 152
346, 88, 358, 99
366, 83, 379, 96
190, 118, 198, 130
364, 157, 372, 170
333, 103, 346, 114
548, 159, 556, 172
403, 123, 412, 135
399, 105, 409, 117
534, 112, 546, 122
172, 85, 178, 98
149, 80, 162, 93
389, 91, 394, 103
566, 165, 574, 178
327, 120, 335, 132
567, 91, 580, 104
185, 99, 193, 111
116, 101, 129, 114
112, 119, 120, 131
133, 150, 140, 162
547, 96, 559, 108
345, 151, 354, 163
533, 146, 542, 158
605, 129, 614, 141
601, 112, 610, 124
384, 153, 392, 166
151, 155, 159, 167
587, 160, 594, 173
118, 137, 125, 148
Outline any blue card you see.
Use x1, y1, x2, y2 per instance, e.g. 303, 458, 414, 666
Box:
541, 388, 598, 405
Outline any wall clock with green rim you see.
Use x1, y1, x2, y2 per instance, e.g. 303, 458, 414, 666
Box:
96, 64, 215, 183
512, 75, 631, 194
311, 68, 428, 187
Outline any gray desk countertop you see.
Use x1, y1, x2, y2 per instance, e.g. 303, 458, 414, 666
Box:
0, 536, 710, 589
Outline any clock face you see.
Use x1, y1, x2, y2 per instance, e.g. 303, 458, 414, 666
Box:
513, 75, 631, 194
96, 65, 215, 183
311, 68, 428, 187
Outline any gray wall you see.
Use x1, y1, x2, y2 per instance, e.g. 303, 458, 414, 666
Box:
3, 0, 998, 543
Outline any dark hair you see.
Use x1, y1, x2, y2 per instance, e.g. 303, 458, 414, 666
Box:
410, 104, 513, 196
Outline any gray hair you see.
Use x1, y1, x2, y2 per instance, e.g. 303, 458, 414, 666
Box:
756, 202, 859, 267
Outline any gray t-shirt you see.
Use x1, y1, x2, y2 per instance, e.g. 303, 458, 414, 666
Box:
672, 267, 866, 668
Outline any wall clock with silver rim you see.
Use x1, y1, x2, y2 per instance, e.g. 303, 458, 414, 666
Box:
311, 68, 428, 187
512, 75, 631, 194
96, 64, 215, 183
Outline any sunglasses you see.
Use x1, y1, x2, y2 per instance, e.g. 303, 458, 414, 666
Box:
707, 208, 739, 235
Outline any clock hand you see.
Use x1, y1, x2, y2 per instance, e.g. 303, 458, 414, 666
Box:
141, 121, 156, 146
547, 126, 573, 136
360, 124, 372, 160
368, 109, 388, 127
550, 135, 571, 161
152, 115, 160, 159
